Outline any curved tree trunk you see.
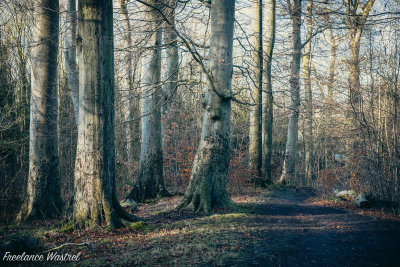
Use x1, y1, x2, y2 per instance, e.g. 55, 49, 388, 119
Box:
128, 0, 168, 203
64, 0, 79, 125
73, 0, 140, 229
262, 0, 276, 185
279, 0, 301, 184
178, 0, 235, 214
249, 0, 263, 184
17, 0, 62, 223
303, 0, 313, 186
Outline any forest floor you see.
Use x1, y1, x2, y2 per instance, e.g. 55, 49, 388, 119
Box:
1, 186, 400, 266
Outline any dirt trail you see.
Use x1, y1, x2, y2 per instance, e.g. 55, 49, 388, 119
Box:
2, 187, 400, 266
236, 187, 400, 266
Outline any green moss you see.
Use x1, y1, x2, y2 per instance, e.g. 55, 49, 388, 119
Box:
128, 221, 149, 231
61, 224, 74, 233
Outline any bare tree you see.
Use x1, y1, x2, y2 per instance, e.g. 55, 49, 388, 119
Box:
17, 0, 62, 223
64, 0, 79, 125
73, 0, 140, 229
161, 0, 179, 148
127, 0, 169, 203
303, 0, 313, 185
278, 0, 301, 184
118, 0, 136, 168
177, 0, 235, 213
249, 0, 263, 183
262, 0, 276, 185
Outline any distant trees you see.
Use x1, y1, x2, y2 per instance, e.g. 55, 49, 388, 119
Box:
17, 0, 62, 223
249, 0, 263, 184
278, 0, 302, 184
127, 0, 169, 203
262, 0, 276, 185
302, 0, 313, 186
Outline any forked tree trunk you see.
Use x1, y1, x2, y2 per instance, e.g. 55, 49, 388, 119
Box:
279, 0, 301, 184
343, 0, 375, 174
303, 0, 313, 186
74, 0, 140, 229
64, 0, 79, 125
249, 0, 263, 184
17, 0, 62, 223
161, 0, 179, 149
178, 0, 235, 213
128, 0, 168, 202
262, 0, 276, 185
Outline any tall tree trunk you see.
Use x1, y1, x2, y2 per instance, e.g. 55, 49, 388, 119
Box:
74, 0, 140, 229
279, 0, 301, 184
303, 0, 313, 186
128, 0, 168, 202
262, 0, 276, 185
64, 0, 79, 125
161, 0, 179, 147
327, 21, 336, 102
249, 0, 263, 184
343, 0, 375, 176
118, 0, 136, 169
178, 0, 235, 213
17, 0, 62, 223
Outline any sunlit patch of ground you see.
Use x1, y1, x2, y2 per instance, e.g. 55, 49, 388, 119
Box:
1, 186, 400, 266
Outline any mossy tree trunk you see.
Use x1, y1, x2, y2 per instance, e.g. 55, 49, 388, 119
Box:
178, 0, 235, 214
73, 0, 140, 229
16, 0, 62, 223
128, 0, 168, 203
262, 0, 276, 185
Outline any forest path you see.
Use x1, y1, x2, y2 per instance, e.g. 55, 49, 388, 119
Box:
3, 187, 400, 266
231, 187, 400, 266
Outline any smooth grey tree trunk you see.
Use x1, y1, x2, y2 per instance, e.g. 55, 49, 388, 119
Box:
327, 20, 336, 102
303, 0, 313, 186
278, 0, 301, 184
64, 0, 79, 125
128, 0, 168, 202
17, 0, 62, 223
74, 0, 140, 229
262, 0, 276, 185
249, 0, 263, 184
178, 0, 235, 213
161, 0, 179, 148
118, 0, 136, 168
